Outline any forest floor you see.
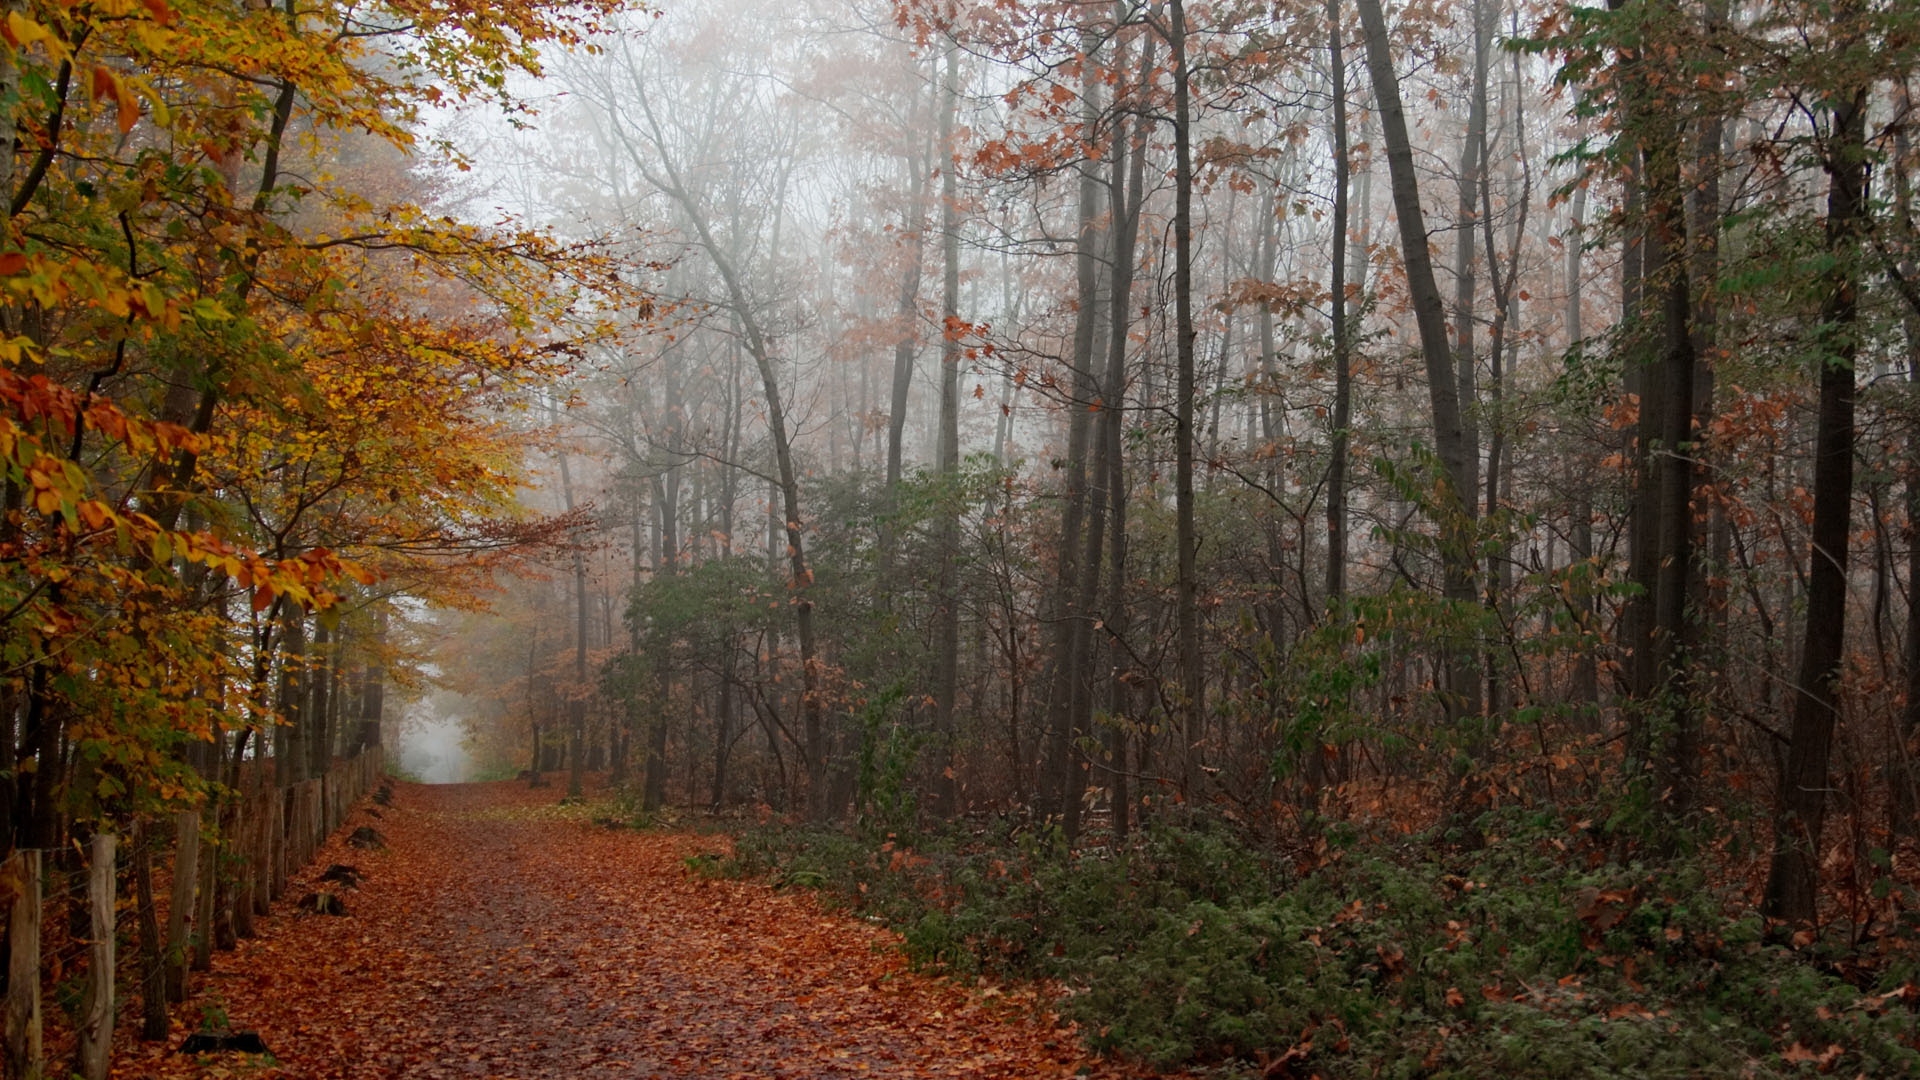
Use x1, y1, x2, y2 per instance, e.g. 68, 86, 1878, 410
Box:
114, 780, 1143, 1080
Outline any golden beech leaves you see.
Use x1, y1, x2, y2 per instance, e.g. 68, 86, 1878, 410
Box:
0, 0, 645, 828
88, 65, 142, 134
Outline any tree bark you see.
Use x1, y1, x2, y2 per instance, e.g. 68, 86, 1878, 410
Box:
277, 612, 308, 786
1170, 0, 1205, 794
1895, 82, 1920, 836
4, 850, 42, 1080
1095, 32, 1152, 841
929, 43, 963, 818
1036, 31, 1109, 823
308, 623, 334, 779
76, 833, 114, 1080
164, 811, 199, 1002
1354, 0, 1480, 727
556, 446, 590, 801
1765, 77, 1866, 924
134, 826, 168, 1040
1326, 0, 1352, 606
1450, 0, 1490, 520
1565, 181, 1600, 714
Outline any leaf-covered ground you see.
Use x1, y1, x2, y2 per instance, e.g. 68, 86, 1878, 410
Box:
117, 781, 1150, 1079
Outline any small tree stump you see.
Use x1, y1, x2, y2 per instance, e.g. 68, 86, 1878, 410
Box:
298, 891, 348, 916
319, 864, 361, 888
179, 1031, 270, 1055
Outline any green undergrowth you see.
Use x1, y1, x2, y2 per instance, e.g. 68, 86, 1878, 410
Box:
720, 811, 1920, 1078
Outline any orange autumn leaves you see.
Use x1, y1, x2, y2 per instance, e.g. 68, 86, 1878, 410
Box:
0, 0, 638, 829
121, 782, 1172, 1080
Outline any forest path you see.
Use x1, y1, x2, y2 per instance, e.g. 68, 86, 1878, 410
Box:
123, 780, 1125, 1080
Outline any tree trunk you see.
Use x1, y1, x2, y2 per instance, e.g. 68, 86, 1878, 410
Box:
76, 833, 114, 1080
164, 811, 199, 1002
134, 826, 168, 1040
645, 375, 684, 812
1326, 0, 1352, 607
883, 80, 932, 574
929, 43, 963, 818
1896, 83, 1920, 836
1354, 0, 1480, 727
1037, 34, 1109, 823
1170, 0, 1205, 795
277, 611, 308, 786
1095, 33, 1152, 842
555, 446, 591, 801
308, 623, 334, 779
4, 851, 42, 1080
1764, 79, 1866, 923
1565, 181, 1600, 714
1450, 0, 1490, 520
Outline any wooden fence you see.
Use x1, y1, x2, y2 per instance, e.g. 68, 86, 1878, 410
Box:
1, 746, 383, 1080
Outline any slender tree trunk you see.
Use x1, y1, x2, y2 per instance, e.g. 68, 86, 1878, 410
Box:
5, 850, 42, 1080
1326, 0, 1352, 606
882, 86, 932, 578
1895, 83, 1920, 836
164, 810, 198, 1002
76, 833, 114, 1080
614, 500, 646, 789
1355, 0, 1480, 728
1687, 0, 1729, 677
1765, 77, 1866, 923
1170, 0, 1204, 794
308, 624, 334, 779
929, 44, 963, 818
1477, 30, 1529, 722
1566, 182, 1600, 714
1645, 164, 1699, 824
645, 372, 685, 812
359, 614, 387, 753
277, 612, 308, 786
1608, 0, 1701, 828
134, 825, 168, 1040
1450, 0, 1490, 519
525, 630, 543, 782
192, 787, 217, 971
556, 447, 590, 801
1037, 34, 1109, 822
1096, 35, 1151, 841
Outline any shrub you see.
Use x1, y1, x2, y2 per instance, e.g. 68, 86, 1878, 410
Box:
718, 812, 1920, 1077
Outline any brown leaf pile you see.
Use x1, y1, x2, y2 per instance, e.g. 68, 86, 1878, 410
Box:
113, 782, 1162, 1079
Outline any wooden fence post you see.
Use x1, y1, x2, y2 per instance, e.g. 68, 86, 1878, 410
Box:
77, 834, 116, 1080
227, 797, 252, 942
192, 820, 217, 969
4, 850, 42, 1080
165, 812, 198, 1001
291, 776, 307, 860
254, 792, 274, 914
269, 789, 287, 903
305, 782, 320, 859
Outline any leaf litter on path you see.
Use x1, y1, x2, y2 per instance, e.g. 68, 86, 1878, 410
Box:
115, 781, 1166, 1079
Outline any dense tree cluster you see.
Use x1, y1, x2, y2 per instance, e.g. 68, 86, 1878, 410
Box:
458, 0, 1920, 932
5, 0, 1920, 1070
0, 0, 626, 1070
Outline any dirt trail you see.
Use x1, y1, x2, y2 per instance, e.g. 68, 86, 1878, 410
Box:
119, 781, 1129, 1079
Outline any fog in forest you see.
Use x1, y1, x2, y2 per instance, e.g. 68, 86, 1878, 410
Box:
441, 0, 1608, 823
396, 698, 476, 784
5, 0, 1917, 1070
421, 0, 1912, 944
